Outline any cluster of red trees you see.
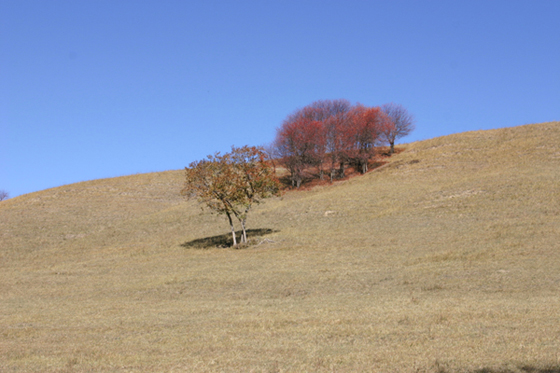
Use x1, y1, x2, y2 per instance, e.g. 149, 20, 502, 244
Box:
272, 99, 414, 187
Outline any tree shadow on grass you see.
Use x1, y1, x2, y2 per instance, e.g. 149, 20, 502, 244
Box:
435, 365, 560, 373
181, 228, 278, 249
507, 367, 560, 373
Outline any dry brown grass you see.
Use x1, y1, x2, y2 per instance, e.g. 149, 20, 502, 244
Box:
1, 122, 560, 372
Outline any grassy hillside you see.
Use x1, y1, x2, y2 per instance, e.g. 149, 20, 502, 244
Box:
1, 122, 560, 372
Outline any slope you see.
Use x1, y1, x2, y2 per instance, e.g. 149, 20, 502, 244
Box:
1, 122, 559, 372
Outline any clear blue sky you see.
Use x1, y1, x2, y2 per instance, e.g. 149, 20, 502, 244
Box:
1, 1, 559, 198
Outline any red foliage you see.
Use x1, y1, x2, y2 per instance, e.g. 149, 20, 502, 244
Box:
342, 105, 389, 173
274, 115, 325, 188
273, 99, 414, 187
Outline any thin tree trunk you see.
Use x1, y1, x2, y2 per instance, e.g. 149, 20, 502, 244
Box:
318, 160, 324, 180
240, 206, 250, 244
390, 142, 395, 155
330, 155, 337, 182
241, 219, 247, 243
226, 212, 237, 246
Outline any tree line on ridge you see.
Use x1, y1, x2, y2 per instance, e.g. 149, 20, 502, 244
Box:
271, 99, 414, 188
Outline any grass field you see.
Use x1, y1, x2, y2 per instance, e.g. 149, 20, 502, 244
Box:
1, 122, 560, 372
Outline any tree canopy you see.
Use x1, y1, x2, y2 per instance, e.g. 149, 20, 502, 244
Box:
380, 102, 415, 154
182, 146, 281, 247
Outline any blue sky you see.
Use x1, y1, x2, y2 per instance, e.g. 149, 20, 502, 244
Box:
1, 1, 559, 198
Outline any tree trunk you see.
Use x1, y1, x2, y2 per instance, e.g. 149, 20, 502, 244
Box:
240, 206, 250, 244
390, 142, 395, 155
362, 161, 368, 174
226, 212, 237, 246
241, 219, 247, 244
329, 155, 338, 182
339, 161, 345, 178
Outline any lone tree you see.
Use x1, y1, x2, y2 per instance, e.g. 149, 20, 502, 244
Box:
0, 190, 8, 201
182, 146, 281, 247
229, 146, 282, 243
380, 103, 415, 154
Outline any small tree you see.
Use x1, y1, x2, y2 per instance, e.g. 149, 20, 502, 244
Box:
380, 103, 415, 154
345, 105, 387, 173
229, 146, 281, 243
182, 146, 280, 247
0, 190, 8, 201
183, 152, 241, 246
320, 99, 352, 180
274, 116, 324, 188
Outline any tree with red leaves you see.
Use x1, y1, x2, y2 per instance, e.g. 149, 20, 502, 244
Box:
380, 103, 415, 154
183, 146, 280, 246
345, 105, 387, 173
319, 99, 353, 180
274, 114, 325, 188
